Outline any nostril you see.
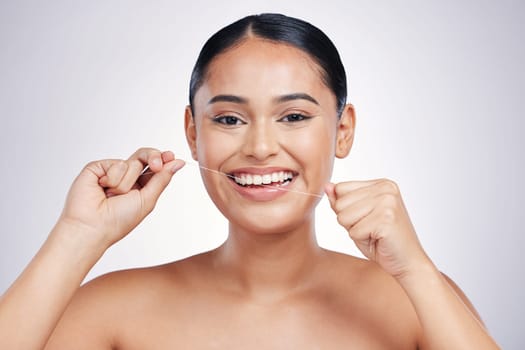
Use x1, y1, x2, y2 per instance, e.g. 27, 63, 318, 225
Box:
241, 126, 280, 160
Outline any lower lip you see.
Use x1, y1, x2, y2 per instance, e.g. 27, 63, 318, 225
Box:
229, 178, 293, 202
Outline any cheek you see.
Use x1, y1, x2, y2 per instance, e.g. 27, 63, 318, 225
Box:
195, 128, 237, 166
291, 121, 336, 162
194, 129, 236, 211
291, 122, 337, 184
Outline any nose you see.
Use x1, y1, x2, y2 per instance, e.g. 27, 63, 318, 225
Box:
240, 119, 279, 161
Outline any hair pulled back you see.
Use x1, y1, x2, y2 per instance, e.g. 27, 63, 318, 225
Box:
189, 13, 347, 116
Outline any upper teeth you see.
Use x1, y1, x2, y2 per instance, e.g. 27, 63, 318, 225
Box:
234, 171, 293, 186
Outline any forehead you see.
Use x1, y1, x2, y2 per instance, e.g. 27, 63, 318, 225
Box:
193, 38, 335, 109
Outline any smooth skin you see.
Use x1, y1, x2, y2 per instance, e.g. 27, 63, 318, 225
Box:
0, 38, 499, 349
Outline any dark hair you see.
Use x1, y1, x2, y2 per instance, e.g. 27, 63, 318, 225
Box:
189, 13, 347, 116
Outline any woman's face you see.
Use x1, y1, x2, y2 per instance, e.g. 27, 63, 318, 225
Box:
186, 38, 353, 234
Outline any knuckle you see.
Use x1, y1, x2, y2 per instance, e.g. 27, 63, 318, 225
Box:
334, 201, 345, 213
379, 179, 400, 194
333, 182, 344, 197
347, 227, 364, 241
84, 160, 98, 168
115, 159, 127, 167
382, 206, 397, 222
147, 150, 161, 159
129, 158, 145, 170
110, 160, 127, 172
84, 160, 100, 172
131, 147, 157, 161
138, 146, 155, 153
336, 214, 348, 229
379, 193, 400, 222
380, 192, 398, 207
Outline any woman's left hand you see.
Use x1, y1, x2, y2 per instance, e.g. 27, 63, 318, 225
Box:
325, 179, 432, 279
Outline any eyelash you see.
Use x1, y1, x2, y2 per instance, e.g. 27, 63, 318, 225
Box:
212, 113, 312, 126
212, 116, 246, 126
278, 113, 312, 123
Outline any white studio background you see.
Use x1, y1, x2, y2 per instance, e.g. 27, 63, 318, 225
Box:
0, 0, 523, 348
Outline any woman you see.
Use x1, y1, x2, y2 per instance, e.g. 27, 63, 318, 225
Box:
0, 13, 499, 349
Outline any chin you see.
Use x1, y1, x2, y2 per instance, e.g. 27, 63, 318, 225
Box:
225, 204, 316, 236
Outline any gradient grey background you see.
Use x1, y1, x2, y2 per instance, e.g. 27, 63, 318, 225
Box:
0, 0, 523, 348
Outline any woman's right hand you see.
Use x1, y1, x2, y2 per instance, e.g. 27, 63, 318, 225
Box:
0, 148, 184, 350
57, 148, 185, 251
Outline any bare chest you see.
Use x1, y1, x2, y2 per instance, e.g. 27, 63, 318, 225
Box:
115, 298, 417, 350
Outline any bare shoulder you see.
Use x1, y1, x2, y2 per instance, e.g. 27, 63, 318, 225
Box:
320, 248, 411, 297
75, 250, 212, 302
45, 251, 214, 349
79, 249, 214, 306
319, 250, 485, 345
317, 249, 423, 347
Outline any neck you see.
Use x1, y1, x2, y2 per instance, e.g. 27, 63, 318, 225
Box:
214, 217, 324, 302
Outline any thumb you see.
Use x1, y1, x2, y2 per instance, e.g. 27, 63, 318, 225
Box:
324, 182, 337, 210
140, 159, 185, 212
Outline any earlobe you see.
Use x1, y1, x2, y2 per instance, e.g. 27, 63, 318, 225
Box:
184, 106, 198, 161
335, 104, 356, 159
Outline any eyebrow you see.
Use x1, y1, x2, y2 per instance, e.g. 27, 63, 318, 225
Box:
274, 93, 319, 106
208, 94, 248, 105
207, 92, 320, 106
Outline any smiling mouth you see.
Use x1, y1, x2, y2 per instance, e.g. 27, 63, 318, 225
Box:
229, 171, 295, 187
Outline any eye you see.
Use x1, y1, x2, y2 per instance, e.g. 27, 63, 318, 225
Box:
213, 115, 246, 125
278, 113, 312, 123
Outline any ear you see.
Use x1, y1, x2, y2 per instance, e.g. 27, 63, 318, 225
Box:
335, 104, 356, 159
184, 106, 198, 161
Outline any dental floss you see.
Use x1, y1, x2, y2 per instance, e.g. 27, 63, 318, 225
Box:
140, 160, 323, 198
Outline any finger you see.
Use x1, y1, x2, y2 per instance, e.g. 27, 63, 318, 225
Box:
137, 151, 178, 187
332, 182, 389, 213
129, 147, 163, 172
161, 150, 175, 163
331, 179, 403, 214
335, 197, 375, 232
333, 179, 385, 198
140, 159, 186, 213
75, 160, 111, 189
104, 158, 144, 195
324, 183, 336, 209
109, 148, 166, 195
98, 160, 128, 188
93, 150, 179, 197
346, 210, 383, 260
